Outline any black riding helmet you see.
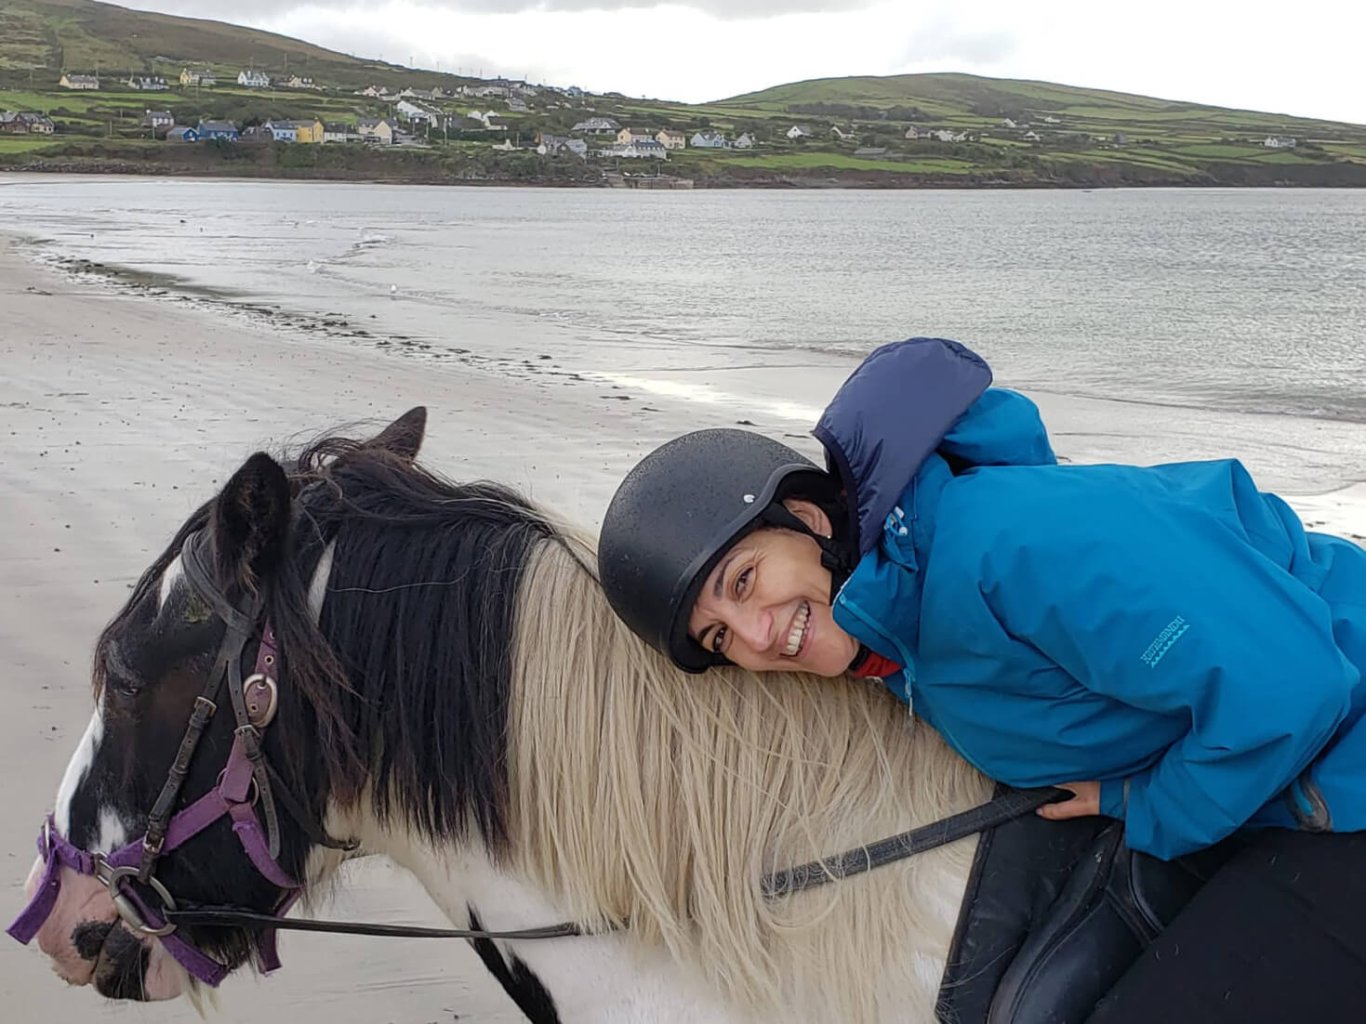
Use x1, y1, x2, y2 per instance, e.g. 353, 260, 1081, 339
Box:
599, 428, 851, 673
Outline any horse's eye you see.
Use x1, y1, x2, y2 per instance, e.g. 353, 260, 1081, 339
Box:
184, 593, 213, 625
99, 642, 143, 697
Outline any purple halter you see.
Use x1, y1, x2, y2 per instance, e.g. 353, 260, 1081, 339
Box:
8, 533, 308, 986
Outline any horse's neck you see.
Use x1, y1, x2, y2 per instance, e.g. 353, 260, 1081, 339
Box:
364, 823, 760, 1024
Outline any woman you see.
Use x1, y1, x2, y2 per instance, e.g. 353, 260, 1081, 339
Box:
598, 337, 1366, 1024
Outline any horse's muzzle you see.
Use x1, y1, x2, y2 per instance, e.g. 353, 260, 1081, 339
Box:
21, 856, 183, 1001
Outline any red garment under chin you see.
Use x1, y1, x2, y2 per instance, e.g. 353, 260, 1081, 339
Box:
851, 650, 902, 679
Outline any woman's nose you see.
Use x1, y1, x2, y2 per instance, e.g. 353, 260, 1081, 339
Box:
732, 607, 773, 654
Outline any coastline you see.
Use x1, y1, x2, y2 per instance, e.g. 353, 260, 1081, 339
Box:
6, 162, 1366, 190
5, 143, 1366, 191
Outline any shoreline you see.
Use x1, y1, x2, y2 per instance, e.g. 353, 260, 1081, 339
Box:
5, 163, 1365, 190
6, 222, 1366, 516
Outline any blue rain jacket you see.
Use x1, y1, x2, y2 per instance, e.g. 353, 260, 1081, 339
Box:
816, 338, 1366, 860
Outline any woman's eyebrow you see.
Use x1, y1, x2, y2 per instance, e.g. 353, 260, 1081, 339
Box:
712, 553, 737, 600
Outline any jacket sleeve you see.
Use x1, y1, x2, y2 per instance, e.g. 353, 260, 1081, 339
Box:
986, 493, 1360, 860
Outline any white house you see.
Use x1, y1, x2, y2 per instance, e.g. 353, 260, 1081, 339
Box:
1263, 136, 1297, 149
1022, 131, 1041, 142
733, 132, 756, 149
830, 125, 855, 141
571, 117, 620, 134
691, 130, 729, 149
237, 69, 271, 88
904, 125, 920, 140
602, 140, 668, 159
466, 110, 507, 131
284, 76, 318, 90
263, 120, 298, 143
58, 73, 99, 91
785, 125, 813, 140
931, 129, 966, 143
127, 75, 169, 91
396, 100, 443, 125
506, 97, 530, 113
323, 122, 359, 143
537, 134, 588, 158
141, 109, 174, 129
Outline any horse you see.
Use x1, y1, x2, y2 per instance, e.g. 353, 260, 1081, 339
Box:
10, 408, 1149, 1023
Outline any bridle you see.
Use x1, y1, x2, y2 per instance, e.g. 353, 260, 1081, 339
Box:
8, 524, 1060, 988
6, 529, 360, 984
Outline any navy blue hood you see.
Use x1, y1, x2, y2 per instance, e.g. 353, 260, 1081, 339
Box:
813, 338, 992, 556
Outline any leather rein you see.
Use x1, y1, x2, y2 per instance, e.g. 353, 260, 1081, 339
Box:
9, 526, 1059, 980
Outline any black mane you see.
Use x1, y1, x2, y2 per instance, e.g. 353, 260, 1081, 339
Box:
268, 436, 557, 854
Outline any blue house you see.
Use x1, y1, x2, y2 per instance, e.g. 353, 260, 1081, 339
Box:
197, 120, 239, 141
166, 126, 200, 142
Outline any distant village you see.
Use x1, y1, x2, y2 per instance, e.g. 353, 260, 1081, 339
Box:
0, 66, 1307, 162
1, 69, 773, 159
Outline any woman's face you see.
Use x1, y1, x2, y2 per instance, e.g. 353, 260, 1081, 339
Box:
688, 499, 859, 677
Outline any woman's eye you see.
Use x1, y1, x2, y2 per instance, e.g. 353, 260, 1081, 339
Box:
711, 625, 728, 654
734, 567, 753, 597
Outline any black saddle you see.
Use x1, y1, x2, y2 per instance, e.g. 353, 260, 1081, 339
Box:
936, 791, 1236, 1024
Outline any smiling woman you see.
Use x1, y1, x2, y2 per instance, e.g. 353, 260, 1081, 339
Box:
598, 334, 1366, 1024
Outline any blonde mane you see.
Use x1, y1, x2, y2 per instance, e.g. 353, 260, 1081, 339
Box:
508, 529, 993, 1023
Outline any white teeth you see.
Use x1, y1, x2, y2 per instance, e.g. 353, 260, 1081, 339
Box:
784, 601, 810, 657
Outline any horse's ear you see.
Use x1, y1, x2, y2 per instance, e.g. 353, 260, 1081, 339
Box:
370, 406, 426, 461
211, 452, 291, 590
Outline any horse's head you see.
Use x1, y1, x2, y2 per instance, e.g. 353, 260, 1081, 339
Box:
13, 409, 428, 1001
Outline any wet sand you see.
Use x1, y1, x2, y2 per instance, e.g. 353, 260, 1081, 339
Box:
2, 235, 1363, 1022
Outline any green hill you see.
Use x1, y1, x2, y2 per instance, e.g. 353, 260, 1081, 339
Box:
720, 72, 1364, 140
0, 0, 463, 91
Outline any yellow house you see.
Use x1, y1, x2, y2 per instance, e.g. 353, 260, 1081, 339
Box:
656, 129, 686, 150
358, 118, 394, 145
294, 119, 326, 144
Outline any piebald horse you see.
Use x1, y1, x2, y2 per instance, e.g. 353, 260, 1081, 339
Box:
11, 409, 1001, 1023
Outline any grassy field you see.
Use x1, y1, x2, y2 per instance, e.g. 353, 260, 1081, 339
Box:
0, 135, 61, 153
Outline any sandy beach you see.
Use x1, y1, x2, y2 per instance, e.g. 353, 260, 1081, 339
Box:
2, 232, 1364, 1022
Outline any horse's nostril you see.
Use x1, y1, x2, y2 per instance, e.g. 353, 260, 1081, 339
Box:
71, 920, 114, 961
93, 925, 151, 1001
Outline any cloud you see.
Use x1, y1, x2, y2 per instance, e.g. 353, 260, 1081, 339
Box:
898, 18, 1019, 66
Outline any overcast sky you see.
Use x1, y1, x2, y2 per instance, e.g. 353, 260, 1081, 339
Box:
124, 1, 1365, 124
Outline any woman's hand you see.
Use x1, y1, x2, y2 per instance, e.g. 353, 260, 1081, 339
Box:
1037, 781, 1102, 821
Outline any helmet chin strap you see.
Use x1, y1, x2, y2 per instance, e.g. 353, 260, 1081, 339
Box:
758, 502, 868, 673
758, 503, 854, 595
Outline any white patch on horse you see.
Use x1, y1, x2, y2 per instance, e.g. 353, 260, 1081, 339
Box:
307, 541, 335, 623
54, 705, 103, 835
95, 807, 128, 853
380, 835, 740, 1024
158, 554, 183, 612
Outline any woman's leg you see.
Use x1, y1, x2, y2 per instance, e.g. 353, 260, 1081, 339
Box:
1086, 828, 1366, 1024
